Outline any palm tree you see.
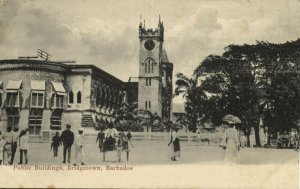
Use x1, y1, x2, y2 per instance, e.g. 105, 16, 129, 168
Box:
174, 73, 200, 132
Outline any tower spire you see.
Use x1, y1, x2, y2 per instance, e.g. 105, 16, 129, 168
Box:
143, 19, 146, 29
140, 15, 142, 26
158, 15, 161, 26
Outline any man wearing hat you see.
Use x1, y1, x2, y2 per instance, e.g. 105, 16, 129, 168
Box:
60, 124, 74, 164
73, 128, 85, 166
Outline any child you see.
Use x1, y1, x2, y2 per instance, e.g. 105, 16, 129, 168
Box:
51, 132, 61, 157
4, 141, 12, 165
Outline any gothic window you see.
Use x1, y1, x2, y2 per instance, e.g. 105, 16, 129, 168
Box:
144, 58, 154, 74
77, 91, 82, 104
68, 91, 74, 104
149, 101, 151, 109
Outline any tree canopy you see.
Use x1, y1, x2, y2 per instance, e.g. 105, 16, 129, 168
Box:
175, 39, 300, 144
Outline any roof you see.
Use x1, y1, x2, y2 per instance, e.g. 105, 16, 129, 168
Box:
69, 64, 124, 85
162, 48, 169, 63
7, 80, 22, 90
31, 80, 45, 91
172, 103, 185, 113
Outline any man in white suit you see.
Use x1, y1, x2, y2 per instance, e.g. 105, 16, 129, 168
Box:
73, 128, 85, 166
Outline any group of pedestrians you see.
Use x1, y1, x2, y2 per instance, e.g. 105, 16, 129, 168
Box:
0, 127, 29, 165
53, 124, 85, 166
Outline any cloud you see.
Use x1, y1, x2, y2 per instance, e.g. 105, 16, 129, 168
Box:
1, 0, 300, 85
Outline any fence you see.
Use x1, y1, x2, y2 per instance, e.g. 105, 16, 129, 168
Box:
34, 130, 222, 146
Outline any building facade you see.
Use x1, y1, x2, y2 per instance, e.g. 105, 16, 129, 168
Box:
138, 18, 173, 120
0, 60, 125, 138
0, 19, 174, 137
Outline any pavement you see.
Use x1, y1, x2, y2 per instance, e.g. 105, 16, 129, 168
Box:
11, 140, 299, 165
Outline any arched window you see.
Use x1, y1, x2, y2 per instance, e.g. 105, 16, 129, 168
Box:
68, 91, 74, 104
77, 91, 82, 104
144, 58, 154, 74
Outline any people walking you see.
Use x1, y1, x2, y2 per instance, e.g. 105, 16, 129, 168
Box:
249, 127, 256, 148
240, 131, 247, 148
51, 132, 61, 157
3, 127, 13, 165
259, 127, 265, 147
96, 129, 105, 152
196, 127, 201, 146
126, 130, 132, 141
11, 127, 19, 164
104, 123, 118, 151
168, 127, 180, 161
73, 128, 85, 166
223, 123, 240, 163
18, 129, 29, 164
60, 124, 74, 164
0, 136, 5, 165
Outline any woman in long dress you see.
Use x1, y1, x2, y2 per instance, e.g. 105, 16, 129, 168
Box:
168, 128, 180, 161
249, 127, 256, 148
259, 127, 265, 147
223, 124, 240, 163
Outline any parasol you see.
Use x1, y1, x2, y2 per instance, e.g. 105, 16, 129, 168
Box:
222, 114, 242, 124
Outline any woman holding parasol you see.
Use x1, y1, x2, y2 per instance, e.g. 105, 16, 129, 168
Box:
221, 115, 241, 163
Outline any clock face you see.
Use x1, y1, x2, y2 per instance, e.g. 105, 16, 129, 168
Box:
144, 39, 155, 51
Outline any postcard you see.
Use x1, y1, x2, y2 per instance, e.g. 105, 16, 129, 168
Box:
0, 0, 299, 188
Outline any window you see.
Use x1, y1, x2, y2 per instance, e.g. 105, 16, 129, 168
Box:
77, 91, 82, 104
31, 92, 44, 108
146, 78, 152, 87
50, 109, 63, 130
145, 101, 151, 110
6, 92, 20, 107
151, 62, 154, 73
144, 58, 154, 73
28, 108, 43, 135
7, 108, 19, 130
52, 93, 64, 109
68, 91, 74, 104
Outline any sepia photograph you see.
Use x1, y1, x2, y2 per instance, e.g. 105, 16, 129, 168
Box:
0, 0, 299, 188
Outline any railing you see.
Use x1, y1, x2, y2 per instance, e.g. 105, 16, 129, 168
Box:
38, 130, 222, 146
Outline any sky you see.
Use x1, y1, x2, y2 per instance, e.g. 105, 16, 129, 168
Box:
1, 0, 300, 103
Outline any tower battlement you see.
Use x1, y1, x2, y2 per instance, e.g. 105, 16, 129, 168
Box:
139, 17, 164, 41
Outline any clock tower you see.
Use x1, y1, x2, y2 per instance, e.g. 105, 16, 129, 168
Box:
138, 17, 172, 121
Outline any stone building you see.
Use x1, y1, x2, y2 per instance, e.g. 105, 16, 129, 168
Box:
0, 60, 126, 138
0, 19, 174, 138
138, 18, 173, 120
